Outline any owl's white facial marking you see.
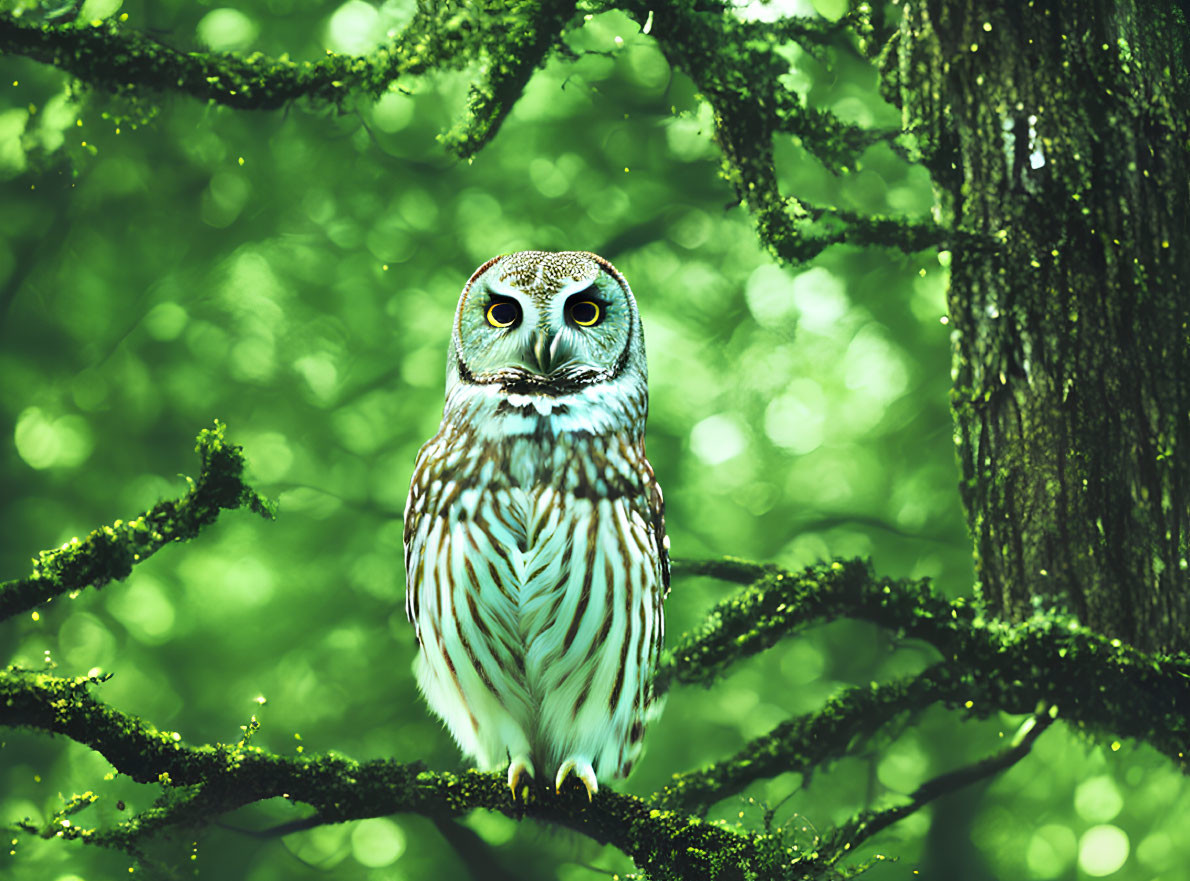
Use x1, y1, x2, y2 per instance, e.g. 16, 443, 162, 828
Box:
443, 375, 646, 443
505, 393, 563, 416
440, 251, 650, 449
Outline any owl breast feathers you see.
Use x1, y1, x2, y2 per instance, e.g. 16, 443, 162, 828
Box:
403, 250, 668, 799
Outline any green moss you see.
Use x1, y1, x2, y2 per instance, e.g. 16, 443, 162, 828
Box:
1, 1, 946, 267
662, 557, 1190, 771
6, 550, 1186, 876
0, 5, 490, 111
607, 0, 943, 264
443, 0, 581, 157
0, 420, 273, 622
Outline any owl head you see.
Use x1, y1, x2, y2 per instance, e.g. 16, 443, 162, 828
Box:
446, 251, 647, 398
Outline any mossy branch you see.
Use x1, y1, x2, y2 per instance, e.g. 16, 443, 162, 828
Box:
6, 562, 1185, 877
666, 558, 1190, 771
1, 664, 844, 880
4, 659, 1045, 880
0, 6, 480, 110
1, 2, 948, 265
3, 427, 1186, 876
0, 0, 580, 158
0, 420, 273, 623
611, 0, 951, 264
0, 430, 1077, 879
441, 0, 581, 157
0, 659, 1051, 879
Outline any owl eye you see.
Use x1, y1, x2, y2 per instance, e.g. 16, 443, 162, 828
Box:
568, 298, 602, 327
486, 298, 521, 328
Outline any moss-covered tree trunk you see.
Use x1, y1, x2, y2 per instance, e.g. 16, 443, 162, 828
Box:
893, 0, 1190, 651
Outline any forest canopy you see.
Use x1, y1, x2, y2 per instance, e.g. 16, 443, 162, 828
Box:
1, 0, 1188, 879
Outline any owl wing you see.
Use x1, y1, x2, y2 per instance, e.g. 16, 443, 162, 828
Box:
404, 433, 537, 769
640, 445, 670, 596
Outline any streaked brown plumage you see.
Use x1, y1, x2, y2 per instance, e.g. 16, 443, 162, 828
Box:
404, 251, 668, 798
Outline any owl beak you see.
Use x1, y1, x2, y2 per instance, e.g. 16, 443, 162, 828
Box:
527, 329, 564, 375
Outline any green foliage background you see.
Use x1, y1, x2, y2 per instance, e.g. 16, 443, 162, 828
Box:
1, 1, 1186, 878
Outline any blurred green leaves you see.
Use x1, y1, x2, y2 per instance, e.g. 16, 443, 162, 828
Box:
14, 406, 93, 470
196, 8, 260, 53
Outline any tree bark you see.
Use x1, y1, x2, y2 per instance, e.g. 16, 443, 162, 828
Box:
894, 0, 1190, 651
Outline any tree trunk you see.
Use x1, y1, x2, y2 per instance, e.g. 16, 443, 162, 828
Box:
893, 0, 1190, 651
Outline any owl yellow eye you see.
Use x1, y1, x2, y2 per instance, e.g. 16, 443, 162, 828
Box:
486, 299, 521, 328
569, 299, 602, 327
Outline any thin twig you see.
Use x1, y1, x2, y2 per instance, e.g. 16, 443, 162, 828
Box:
654, 665, 963, 813
431, 816, 523, 881
826, 711, 1055, 854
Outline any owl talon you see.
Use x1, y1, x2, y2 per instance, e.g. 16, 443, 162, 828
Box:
508, 755, 534, 802
555, 757, 598, 801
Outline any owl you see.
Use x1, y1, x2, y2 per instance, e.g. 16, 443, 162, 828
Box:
403, 250, 668, 800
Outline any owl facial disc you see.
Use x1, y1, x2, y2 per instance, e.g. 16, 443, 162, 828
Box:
449, 251, 646, 397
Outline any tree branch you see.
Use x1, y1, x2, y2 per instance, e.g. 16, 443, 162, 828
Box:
609, 0, 951, 264
0, 2, 952, 266
0, 6, 476, 110
0, 420, 273, 623
824, 710, 1055, 854
667, 558, 1190, 770
1, 662, 838, 879
5, 436, 1186, 876
659, 559, 886, 691
441, 0, 580, 157
670, 556, 772, 584
656, 664, 964, 814
0, 656, 1057, 880
0, 1, 582, 157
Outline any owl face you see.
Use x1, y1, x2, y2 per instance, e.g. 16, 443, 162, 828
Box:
448, 251, 645, 396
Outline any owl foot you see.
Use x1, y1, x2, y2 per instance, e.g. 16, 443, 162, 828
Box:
554, 756, 598, 801
507, 755, 535, 802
